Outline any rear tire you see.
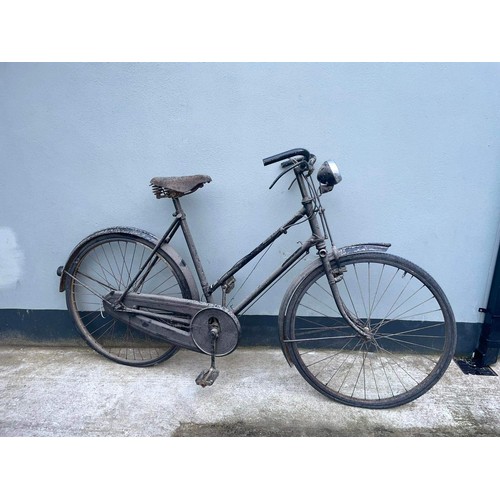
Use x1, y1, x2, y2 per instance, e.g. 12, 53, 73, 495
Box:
65, 233, 194, 366
284, 253, 456, 408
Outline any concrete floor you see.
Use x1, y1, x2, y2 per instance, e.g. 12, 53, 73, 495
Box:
0, 345, 499, 437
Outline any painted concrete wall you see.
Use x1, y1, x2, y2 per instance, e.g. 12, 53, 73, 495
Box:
1, 63, 499, 324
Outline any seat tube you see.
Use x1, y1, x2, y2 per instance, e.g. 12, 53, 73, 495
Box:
172, 198, 213, 302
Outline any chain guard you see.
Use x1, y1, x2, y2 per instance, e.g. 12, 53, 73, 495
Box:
191, 306, 241, 356
102, 291, 241, 356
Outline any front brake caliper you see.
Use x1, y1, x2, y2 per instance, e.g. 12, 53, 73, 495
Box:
331, 266, 346, 283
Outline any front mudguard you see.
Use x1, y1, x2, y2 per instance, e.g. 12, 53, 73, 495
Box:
56, 226, 200, 301
278, 242, 391, 366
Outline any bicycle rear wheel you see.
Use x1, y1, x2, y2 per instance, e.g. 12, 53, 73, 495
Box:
284, 253, 456, 408
65, 233, 194, 366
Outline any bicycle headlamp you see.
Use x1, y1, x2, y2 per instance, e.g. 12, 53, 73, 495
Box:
317, 161, 342, 192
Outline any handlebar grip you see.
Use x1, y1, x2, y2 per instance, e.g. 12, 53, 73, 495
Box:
263, 148, 311, 166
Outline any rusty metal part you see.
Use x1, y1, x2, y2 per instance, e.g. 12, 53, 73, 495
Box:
336, 242, 391, 257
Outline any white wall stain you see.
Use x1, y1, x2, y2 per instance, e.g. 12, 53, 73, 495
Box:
0, 227, 24, 289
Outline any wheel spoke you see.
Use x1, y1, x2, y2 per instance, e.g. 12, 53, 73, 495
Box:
67, 236, 190, 366
288, 253, 455, 408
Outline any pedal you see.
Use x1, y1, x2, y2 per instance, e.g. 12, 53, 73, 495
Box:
195, 367, 219, 387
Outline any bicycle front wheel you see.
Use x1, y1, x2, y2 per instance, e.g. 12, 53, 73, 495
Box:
65, 233, 194, 367
284, 253, 456, 408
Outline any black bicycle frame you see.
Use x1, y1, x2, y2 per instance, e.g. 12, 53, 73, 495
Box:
121, 168, 330, 316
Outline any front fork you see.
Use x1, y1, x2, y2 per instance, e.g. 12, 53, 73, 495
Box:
297, 169, 373, 341
319, 248, 374, 341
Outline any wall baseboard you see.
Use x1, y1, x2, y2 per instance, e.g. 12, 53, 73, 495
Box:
0, 309, 481, 356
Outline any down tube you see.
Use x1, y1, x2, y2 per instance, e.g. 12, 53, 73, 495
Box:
231, 238, 316, 315
209, 208, 307, 295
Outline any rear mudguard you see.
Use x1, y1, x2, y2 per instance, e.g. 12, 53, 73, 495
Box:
57, 226, 200, 301
278, 242, 391, 366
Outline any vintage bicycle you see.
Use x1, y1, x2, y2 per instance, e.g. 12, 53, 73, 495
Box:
56, 148, 457, 409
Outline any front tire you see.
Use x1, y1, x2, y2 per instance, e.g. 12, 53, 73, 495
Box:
284, 253, 457, 408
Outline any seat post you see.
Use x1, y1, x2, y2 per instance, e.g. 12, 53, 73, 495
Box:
172, 197, 183, 217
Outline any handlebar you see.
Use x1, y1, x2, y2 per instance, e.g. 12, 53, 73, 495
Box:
262, 148, 311, 166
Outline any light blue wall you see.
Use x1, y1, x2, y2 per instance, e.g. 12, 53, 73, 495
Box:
1, 63, 499, 323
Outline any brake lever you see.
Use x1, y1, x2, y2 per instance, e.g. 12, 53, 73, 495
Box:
269, 164, 296, 190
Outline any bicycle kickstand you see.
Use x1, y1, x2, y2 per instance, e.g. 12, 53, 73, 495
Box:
195, 322, 220, 388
